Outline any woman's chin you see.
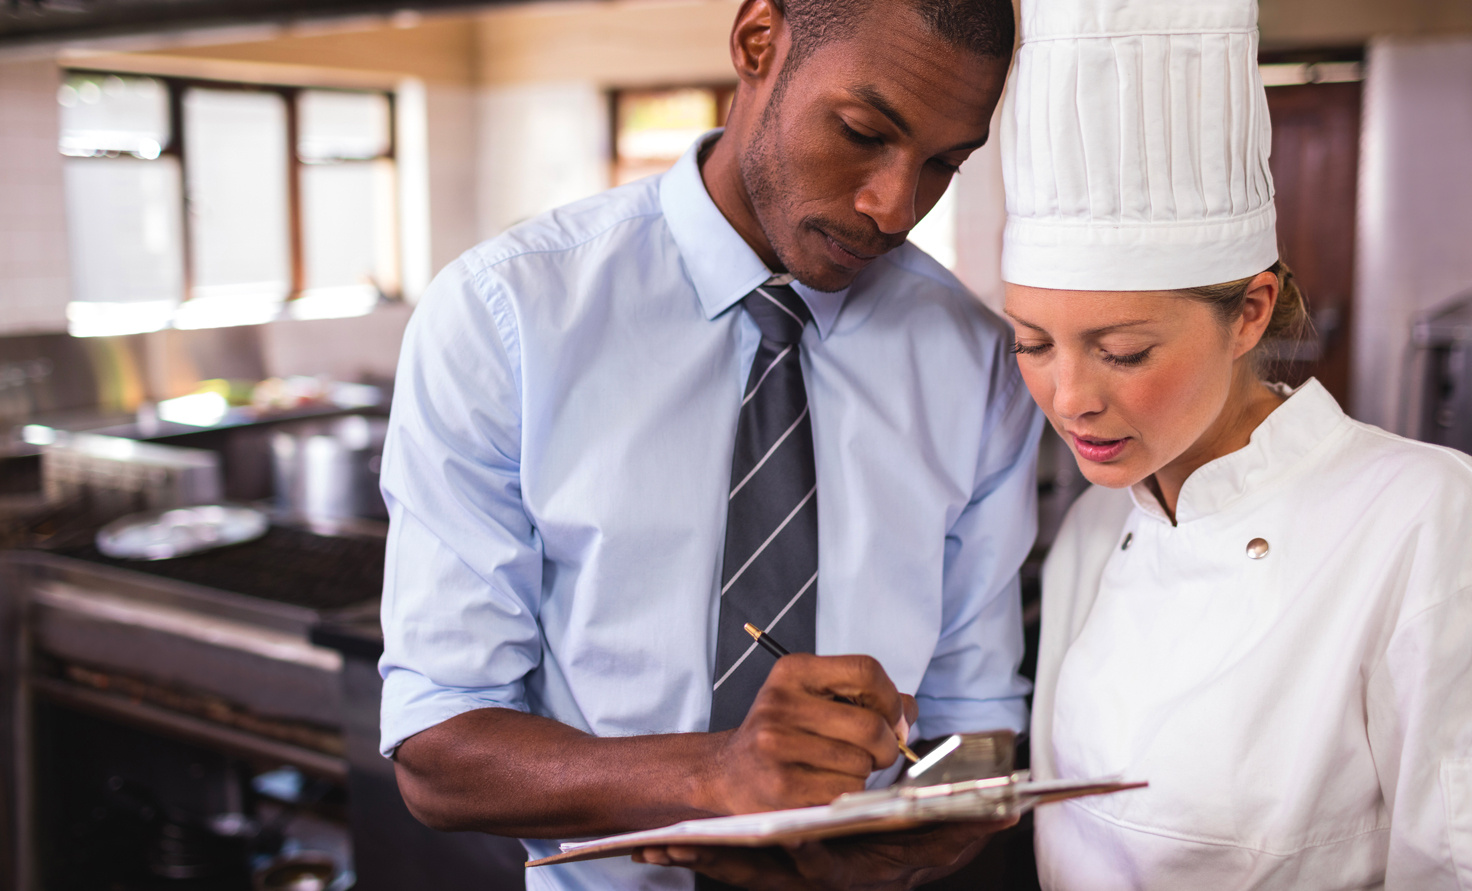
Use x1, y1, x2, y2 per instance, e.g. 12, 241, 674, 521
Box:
1073, 457, 1149, 490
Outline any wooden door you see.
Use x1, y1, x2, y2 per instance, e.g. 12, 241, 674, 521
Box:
1265, 80, 1363, 405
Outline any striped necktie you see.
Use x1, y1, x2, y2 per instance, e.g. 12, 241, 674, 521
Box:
708, 278, 819, 733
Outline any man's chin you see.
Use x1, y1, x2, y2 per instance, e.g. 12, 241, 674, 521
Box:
793, 270, 859, 293
783, 253, 867, 293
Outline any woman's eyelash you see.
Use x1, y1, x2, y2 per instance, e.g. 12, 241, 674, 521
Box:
1010, 342, 1152, 367
1104, 348, 1152, 367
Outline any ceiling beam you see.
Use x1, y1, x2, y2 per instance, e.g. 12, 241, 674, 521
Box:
0, 0, 554, 46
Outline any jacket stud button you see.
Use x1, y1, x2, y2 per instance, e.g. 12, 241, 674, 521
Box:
1121, 532, 1133, 551
1246, 538, 1270, 559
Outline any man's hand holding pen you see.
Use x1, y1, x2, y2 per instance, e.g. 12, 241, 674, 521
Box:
641, 652, 1016, 889
700, 653, 919, 816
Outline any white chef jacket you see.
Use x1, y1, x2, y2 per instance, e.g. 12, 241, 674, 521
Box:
1031, 379, 1472, 890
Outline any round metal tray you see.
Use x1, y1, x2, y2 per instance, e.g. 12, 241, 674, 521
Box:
96, 505, 270, 561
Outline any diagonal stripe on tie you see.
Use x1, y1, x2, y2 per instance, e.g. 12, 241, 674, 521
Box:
742, 344, 794, 406
729, 404, 809, 499
720, 483, 816, 594
712, 570, 819, 691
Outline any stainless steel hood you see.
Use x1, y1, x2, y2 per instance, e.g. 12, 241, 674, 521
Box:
0, 0, 554, 46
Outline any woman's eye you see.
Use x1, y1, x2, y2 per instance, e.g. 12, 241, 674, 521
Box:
1011, 341, 1051, 357
1103, 348, 1153, 367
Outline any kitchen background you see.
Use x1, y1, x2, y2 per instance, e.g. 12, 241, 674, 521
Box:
1, 0, 1471, 888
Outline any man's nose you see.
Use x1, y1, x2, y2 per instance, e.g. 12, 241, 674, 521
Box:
1051, 354, 1106, 421
855, 165, 920, 235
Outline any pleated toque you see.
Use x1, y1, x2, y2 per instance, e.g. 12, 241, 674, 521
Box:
1000, 0, 1279, 292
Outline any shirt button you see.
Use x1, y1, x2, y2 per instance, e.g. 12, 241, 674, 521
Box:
1246, 538, 1270, 559
1121, 532, 1133, 551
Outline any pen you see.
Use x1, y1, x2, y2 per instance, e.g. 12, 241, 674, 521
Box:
743, 622, 920, 764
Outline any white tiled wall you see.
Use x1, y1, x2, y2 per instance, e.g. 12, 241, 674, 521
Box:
425, 83, 480, 275
257, 301, 412, 385
0, 58, 70, 334
476, 81, 609, 241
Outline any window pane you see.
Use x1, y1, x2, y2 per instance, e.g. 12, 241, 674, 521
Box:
614, 88, 719, 186
298, 159, 397, 317
64, 156, 184, 307
183, 88, 290, 315
616, 88, 717, 160
298, 90, 391, 161
58, 73, 169, 159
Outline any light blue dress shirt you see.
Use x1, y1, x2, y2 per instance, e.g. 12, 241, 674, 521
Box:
379, 133, 1043, 890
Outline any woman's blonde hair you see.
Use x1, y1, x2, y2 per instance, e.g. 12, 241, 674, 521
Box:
1177, 259, 1309, 343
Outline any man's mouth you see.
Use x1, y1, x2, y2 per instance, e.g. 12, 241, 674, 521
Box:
815, 227, 886, 270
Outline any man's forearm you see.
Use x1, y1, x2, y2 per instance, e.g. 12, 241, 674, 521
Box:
392, 655, 915, 841
394, 707, 726, 838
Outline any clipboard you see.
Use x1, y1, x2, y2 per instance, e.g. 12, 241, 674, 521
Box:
527, 730, 1145, 868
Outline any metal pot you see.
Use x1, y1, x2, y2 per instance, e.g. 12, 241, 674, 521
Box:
270, 415, 388, 522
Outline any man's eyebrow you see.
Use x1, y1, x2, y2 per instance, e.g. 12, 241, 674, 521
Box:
851, 86, 913, 137
850, 85, 989, 153
948, 134, 990, 152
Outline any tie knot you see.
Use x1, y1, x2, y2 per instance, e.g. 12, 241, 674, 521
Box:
742, 283, 812, 346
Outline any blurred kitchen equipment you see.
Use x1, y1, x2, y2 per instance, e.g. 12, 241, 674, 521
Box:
43, 432, 222, 518
97, 504, 269, 560
271, 415, 387, 522
104, 776, 257, 886
254, 851, 338, 891
1411, 293, 1472, 453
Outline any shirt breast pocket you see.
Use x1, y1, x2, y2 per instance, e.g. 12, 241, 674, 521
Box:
1445, 757, 1472, 888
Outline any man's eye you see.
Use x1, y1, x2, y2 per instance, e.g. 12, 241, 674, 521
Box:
840, 122, 883, 146
930, 158, 962, 175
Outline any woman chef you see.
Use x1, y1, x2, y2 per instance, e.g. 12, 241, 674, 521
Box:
998, 0, 1472, 888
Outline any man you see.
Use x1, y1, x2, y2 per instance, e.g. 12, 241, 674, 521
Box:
379, 0, 1042, 887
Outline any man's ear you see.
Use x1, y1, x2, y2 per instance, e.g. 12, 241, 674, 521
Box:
730, 0, 785, 87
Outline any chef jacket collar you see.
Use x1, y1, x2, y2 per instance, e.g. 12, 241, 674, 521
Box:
660, 130, 847, 340
1130, 378, 1349, 525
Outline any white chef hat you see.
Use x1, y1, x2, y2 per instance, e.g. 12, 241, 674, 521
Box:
1000, 0, 1278, 291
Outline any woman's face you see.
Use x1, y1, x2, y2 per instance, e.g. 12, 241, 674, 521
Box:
1003, 285, 1251, 490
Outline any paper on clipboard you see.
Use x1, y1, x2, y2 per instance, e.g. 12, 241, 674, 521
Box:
527, 731, 1145, 868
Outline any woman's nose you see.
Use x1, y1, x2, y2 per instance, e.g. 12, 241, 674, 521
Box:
1051, 356, 1106, 421
855, 165, 920, 235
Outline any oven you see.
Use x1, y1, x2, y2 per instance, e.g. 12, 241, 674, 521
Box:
1, 520, 526, 890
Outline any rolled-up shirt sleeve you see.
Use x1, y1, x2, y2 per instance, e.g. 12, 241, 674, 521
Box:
914, 338, 1043, 740
377, 256, 543, 758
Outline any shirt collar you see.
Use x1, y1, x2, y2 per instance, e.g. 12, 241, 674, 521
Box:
1129, 378, 1350, 525
659, 130, 848, 340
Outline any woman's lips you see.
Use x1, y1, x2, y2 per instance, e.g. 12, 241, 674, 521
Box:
1070, 433, 1129, 463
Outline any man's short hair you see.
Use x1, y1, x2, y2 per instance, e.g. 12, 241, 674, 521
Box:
772, 0, 1016, 72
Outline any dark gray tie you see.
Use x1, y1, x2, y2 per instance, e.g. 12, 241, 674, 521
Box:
707, 279, 819, 734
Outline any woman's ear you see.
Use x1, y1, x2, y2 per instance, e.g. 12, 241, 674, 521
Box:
1234, 270, 1280, 359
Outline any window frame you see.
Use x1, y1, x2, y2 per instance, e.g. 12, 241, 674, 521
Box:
61, 68, 400, 305
608, 83, 736, 187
